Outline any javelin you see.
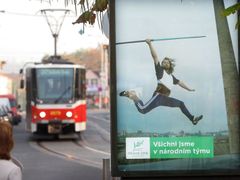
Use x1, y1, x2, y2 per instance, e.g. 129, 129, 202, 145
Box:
116, 35, 206, 45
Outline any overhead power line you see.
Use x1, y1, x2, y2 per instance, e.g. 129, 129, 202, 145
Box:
2, 10, 42, 17
2, 10, 76, 18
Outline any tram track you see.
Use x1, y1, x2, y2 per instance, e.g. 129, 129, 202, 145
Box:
87, 114, 110, 143
73, 139, 110, 156
34, 140, 103, 169
29, 111, 111, 169
32, 135, 110, 169
86, 120, 110, 143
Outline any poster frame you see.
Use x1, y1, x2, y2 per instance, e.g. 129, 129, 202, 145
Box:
110, 0, 240, 177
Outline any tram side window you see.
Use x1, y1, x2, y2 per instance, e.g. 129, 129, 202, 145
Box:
81, 69, 86, 99
75, 70, 80, 99
31, 69, 37, 101
76, 69, 86, 99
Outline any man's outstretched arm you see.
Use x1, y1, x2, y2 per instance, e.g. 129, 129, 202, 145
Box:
146, 39, 159, 65
177, 81, 195, 92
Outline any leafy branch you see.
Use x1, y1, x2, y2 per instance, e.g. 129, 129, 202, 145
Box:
223, 2, 240, 29
43, 0, 239, 30
71, 0, 108, 32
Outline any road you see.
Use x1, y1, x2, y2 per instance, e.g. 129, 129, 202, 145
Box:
11, 109, 110, 180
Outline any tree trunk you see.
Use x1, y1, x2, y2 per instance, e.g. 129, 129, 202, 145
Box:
213, 0, 239, 153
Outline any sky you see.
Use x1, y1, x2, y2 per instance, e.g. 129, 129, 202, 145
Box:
115, 0, 238, 134
0, 0, 108, 73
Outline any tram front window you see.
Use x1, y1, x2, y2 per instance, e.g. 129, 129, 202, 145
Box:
36, 68, 74, 104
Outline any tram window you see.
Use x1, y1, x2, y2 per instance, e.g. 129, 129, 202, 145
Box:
36, 68, 74, 103
31, 69, 37, 101
81, 69, 86, 99
75, 69, 80, 99
76, 69, 86, 99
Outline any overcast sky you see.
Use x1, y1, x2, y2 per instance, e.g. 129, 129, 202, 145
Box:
0, 0, 108, 73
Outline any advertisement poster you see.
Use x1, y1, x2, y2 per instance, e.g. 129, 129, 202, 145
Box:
111, 0, 239, 177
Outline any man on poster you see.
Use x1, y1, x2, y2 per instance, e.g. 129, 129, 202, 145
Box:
120, 39, 203, 125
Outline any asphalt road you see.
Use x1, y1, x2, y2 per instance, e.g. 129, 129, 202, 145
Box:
11, 109, 110, 180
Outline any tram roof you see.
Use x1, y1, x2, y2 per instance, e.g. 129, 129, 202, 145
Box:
22, 56, 85, 70
26, 63, 85, 69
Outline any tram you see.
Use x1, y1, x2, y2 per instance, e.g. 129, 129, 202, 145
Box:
21, 57, 86, 135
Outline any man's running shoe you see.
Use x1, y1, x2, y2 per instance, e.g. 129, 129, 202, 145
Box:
119, 91, 129, 97
192, 115, 203, 125
119, 90, 137, 99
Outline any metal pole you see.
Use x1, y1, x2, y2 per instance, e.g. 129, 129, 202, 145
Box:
40, 9, 70, 57
102, 159, 110, 180
53, 34, 58, 56
99, 44, 104, 109
116, 35, 206, 45
103, 44, 110, 108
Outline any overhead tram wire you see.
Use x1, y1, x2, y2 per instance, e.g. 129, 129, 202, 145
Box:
116, 35, 207, 45
2, 10, 43, 17
2, 10, 76, 18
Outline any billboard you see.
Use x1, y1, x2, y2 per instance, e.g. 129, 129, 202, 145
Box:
110, 0, 239, 177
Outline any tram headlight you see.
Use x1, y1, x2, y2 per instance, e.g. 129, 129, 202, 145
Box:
66, 111, 72, 118
3, 116, 9, 122
39, 111, 46, 118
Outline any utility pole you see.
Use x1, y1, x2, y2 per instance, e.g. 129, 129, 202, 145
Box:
100, 44, 109, 109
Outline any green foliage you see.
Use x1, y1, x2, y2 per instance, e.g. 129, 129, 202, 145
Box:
223, 3, 240, 16
72, 0, 108, 26
49, 0, 239, 29
236, 20, 240, 29
45, 0, 108, 29
72, 11, 96, 25
223, 2, 240, 29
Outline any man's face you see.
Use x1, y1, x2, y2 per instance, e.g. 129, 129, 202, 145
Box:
161, 59, 171, 70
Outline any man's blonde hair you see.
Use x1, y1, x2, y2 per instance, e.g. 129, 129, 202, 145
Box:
162, 57, 175, 74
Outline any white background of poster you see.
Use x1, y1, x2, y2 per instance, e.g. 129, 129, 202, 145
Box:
115, 0, 238, 134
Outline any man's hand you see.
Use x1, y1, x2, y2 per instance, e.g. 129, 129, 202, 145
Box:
146, 39, 152, 45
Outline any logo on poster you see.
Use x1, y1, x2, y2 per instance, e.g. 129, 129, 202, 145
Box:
126, 137, 150, 159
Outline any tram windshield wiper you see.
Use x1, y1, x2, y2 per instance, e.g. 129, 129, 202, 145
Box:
54, 86, 71, 104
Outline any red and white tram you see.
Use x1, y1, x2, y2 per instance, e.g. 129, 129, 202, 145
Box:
21, 57, 86, 135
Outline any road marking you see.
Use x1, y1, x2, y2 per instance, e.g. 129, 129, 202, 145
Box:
28, 111, 111, 169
